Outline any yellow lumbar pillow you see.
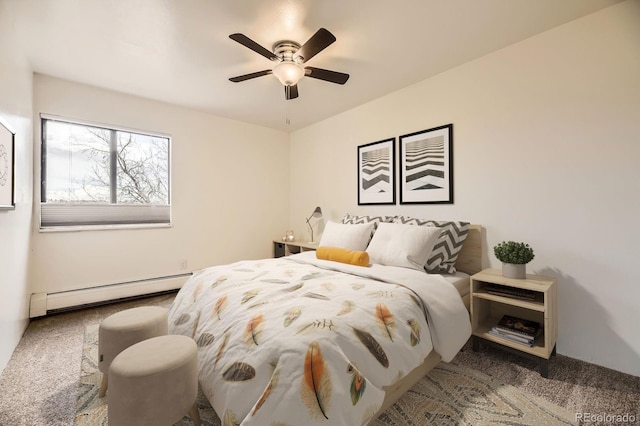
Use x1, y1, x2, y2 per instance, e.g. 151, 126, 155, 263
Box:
316, 246, 370, 267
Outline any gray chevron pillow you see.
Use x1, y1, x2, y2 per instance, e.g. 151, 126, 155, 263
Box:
341, 214, 394, 233
393, 216, 470, 273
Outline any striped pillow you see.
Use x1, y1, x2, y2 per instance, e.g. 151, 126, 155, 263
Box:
393, 216, 470, 273
341, 214, 394, 239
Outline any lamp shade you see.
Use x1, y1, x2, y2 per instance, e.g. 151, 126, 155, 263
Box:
273, 61, 305, 86
310, 206, 322, 218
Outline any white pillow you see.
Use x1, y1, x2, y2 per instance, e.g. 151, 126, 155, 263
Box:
318, 221, 375, 251
366, 222, 442, 271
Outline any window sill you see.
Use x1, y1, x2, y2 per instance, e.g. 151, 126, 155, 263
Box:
39, 223, 172, 233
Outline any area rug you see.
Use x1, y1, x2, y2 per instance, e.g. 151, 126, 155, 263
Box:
76, 324, 576, 425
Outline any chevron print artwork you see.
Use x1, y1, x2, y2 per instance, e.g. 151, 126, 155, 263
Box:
399, 124, 453, 204
394, 216, 470, 273
363, 147, 391, 191
404, 135, 446, 191
358, 138, 395, 205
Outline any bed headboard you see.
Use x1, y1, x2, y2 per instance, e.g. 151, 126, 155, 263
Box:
454, 224, 483, 276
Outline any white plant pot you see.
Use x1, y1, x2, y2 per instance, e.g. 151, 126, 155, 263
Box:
502, 263, 526, 279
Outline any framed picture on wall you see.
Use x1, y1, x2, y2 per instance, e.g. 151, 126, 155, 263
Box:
399, 123, 453, 204
0, 117, 15, 210
357, 137, 395, 205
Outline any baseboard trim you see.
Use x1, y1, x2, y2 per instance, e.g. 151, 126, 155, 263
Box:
29, 273, 191, 318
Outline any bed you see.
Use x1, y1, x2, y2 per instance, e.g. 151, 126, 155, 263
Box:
168, 219, 483, 425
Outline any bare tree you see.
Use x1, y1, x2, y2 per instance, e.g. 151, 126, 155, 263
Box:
80, 128, 169, 204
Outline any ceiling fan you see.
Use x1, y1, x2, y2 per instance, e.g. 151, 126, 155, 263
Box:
228, 28, 349, 100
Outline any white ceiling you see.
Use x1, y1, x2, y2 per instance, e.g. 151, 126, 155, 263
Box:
6, 0, 621, 132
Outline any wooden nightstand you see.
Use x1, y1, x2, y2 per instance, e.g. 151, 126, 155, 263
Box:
273, 241, 318, 258
470, 268, 557, 377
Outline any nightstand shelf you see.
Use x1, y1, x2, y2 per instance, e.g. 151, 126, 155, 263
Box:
472, 290, 545, 311
470, 268, 557, 377
473, 316, 548, 358
273, 240, 318, 258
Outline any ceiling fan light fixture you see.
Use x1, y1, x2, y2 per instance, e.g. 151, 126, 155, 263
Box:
273, 61, 305, 86
229, 29, 349, 99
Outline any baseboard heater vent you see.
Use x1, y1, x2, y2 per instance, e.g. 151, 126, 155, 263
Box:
29, 273, 192, 318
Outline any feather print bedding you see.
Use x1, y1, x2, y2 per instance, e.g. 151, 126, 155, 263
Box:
168, 252, 471, 426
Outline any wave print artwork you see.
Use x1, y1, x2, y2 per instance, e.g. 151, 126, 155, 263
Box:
404, 135, 445, 191
358, 138, 395, 205
400, 124, 453, 204
361, 147, 391, 193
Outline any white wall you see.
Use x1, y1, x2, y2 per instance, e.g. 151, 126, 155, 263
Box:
30, 75, 290, 296
0, 5, 34, 372
289, 0, 640, 376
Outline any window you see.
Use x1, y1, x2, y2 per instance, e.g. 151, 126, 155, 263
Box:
40, 115, 171, 228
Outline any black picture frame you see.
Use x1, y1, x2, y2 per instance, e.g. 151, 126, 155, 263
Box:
357, 137, 395, 205
399, 123, 453, 204
0, 117, 15, 210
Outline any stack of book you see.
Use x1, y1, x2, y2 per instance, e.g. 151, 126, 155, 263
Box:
489, 315, 542, 347
485, 284, 536, 301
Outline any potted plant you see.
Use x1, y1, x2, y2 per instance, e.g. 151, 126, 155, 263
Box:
493, 241, 535, 279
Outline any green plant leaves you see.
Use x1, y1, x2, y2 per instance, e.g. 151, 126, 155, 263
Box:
493, 241, 535, 264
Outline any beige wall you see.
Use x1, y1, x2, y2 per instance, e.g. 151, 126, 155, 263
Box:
0, 5, 34, 371
290, 0, 640, 376
1, 0, 637, 380
30, 75, 290, 295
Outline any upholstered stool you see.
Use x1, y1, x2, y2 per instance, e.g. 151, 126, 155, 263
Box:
98, 306, 168, 397
108, 335, 200, 426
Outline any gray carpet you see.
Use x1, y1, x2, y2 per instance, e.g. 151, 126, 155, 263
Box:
76, 324, 576, 425
1, 293, 638, 425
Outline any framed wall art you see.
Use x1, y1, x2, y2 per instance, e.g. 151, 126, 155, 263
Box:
0, 117, 15, 210
357, 137, 395, 205
399, 123, 453, 204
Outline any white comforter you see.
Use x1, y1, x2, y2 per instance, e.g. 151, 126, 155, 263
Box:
168, 252, 470, 425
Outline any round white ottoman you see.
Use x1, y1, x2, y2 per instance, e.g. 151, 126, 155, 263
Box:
98, 306, 168, 397
108, 335, 200, 426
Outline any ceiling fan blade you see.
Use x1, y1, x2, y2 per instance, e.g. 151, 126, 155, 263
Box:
305, 67, 349, 85
229, 69, 273, 83
295, 28, 336, 63
229, 33, 279, 61
285, 84, 299, 100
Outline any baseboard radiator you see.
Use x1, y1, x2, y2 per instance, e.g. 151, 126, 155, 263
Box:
29, 273, 192, 318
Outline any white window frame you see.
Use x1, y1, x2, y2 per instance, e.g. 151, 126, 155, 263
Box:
39, 114, 172, 231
